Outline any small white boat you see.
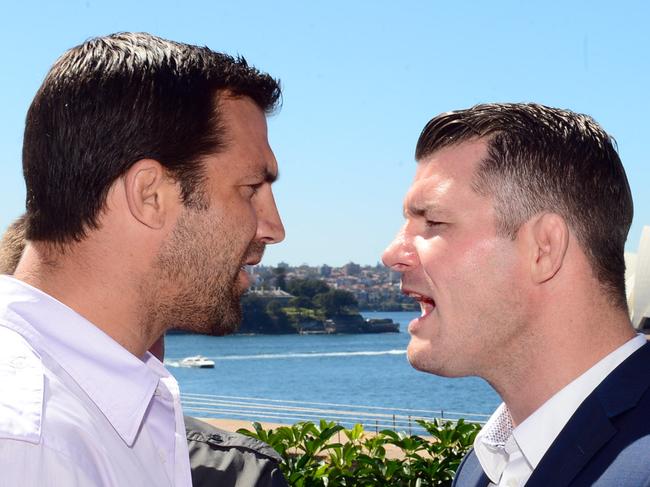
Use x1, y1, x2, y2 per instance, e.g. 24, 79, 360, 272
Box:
179, 355, 215, 368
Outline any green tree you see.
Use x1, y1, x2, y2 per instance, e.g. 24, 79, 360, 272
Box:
289, 296, 314, 309
313, 289, 359, 317
265, 300, 293, 332
266, 300, 285, 317
241, 295, 295, 333
272, 266, 287, 290
287, 278, 330, 299
240, 295, 274, 333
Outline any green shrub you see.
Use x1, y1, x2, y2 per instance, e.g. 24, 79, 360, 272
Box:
237, 418, 481, 486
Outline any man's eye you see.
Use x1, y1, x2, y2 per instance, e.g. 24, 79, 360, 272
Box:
248, 183, 263, 196
425, 220, 443, 227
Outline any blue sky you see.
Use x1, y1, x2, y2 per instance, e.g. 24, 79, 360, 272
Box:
1, 0, 648, 266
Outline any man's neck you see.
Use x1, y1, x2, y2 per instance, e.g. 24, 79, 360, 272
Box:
490, 311, 636, 426
14, 242, 153, 357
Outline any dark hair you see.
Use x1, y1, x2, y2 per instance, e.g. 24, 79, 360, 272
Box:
415, 103, 633, 310
23, 32, 281, 243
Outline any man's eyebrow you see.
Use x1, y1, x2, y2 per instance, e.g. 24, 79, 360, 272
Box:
403, 201, 448, 219
249, 167, 279, 184
264, 168, 279, 184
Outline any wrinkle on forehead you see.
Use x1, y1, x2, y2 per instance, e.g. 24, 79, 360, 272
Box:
403, 175, 454, 219
404, 140, 489, 219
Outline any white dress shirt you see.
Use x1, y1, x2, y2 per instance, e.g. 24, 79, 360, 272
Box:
474, 334, 646, 487
0, 276, 192, 486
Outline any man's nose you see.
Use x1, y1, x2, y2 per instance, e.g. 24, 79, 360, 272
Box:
256, 191, 285, 245
381, 226, 418, 272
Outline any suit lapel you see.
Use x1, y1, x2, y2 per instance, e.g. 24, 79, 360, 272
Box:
452, 449, 490, 487
525, 342, 650, 487
524, 396, 616, 487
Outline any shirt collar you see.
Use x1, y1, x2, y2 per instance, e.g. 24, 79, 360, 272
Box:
473, 402, 513, 483
0, 276, 162, 446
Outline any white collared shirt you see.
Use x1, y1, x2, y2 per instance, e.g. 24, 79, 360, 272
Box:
474, 333, 646, 487
0, 276, 192, 486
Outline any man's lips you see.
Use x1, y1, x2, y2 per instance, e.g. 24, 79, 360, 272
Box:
242, 242, 266, 268
402, 288, 435, 317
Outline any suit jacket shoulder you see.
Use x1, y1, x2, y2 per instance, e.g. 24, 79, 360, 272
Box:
526, 341, 650, 487
453, 342, 650, 487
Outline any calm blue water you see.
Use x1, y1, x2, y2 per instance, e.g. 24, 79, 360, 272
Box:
166, 311, 500, 422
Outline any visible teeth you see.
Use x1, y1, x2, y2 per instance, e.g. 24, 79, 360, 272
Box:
420, 303, 432, 316
405, 291, 424, 299
405, 291, 432, 302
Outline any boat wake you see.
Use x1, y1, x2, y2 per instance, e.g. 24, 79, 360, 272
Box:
166, 349, 406, 364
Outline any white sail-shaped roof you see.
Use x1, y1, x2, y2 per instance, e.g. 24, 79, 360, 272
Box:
624, 252, 637, 309
628, 226, 650, 329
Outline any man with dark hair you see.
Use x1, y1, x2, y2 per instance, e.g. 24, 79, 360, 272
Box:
0, 32, 285, 486
383, 103, 649, 486
0, 216, 288, 486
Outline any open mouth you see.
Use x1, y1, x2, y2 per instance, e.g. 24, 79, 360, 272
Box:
403, 290, 435, 318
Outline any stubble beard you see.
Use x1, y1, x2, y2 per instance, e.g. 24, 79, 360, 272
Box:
140, 208, 263, 338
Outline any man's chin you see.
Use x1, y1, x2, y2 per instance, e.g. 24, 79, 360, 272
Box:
172, 300, 242, 336
209, 316, 241, 336
207, 302, 242, 336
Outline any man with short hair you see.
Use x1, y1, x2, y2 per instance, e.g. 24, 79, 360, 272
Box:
0, 32, 284, 486
0, 216, 288, 487
383, 103, 650, 486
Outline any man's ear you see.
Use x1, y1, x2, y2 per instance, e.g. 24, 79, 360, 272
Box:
123, 159, 177, 230
527, 213, 570, 284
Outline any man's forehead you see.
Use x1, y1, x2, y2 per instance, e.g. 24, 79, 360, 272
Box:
219, 94, 267, 130
403, 176, 454, 217
403, 140, 489, 216
415, 139, 488, 180
214, 93, 278, 182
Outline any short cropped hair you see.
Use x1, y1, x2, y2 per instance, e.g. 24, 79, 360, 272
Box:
0, 215, 26, 275
415, 103, 633, 310
23, 32, 281, 244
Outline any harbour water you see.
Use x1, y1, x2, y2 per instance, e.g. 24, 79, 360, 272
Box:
166, 311, 500, 425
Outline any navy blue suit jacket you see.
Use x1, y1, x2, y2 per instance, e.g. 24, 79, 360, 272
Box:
452, 341, 650, 487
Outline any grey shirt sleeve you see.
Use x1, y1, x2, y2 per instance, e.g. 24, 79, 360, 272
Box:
184, 416, 289, 487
